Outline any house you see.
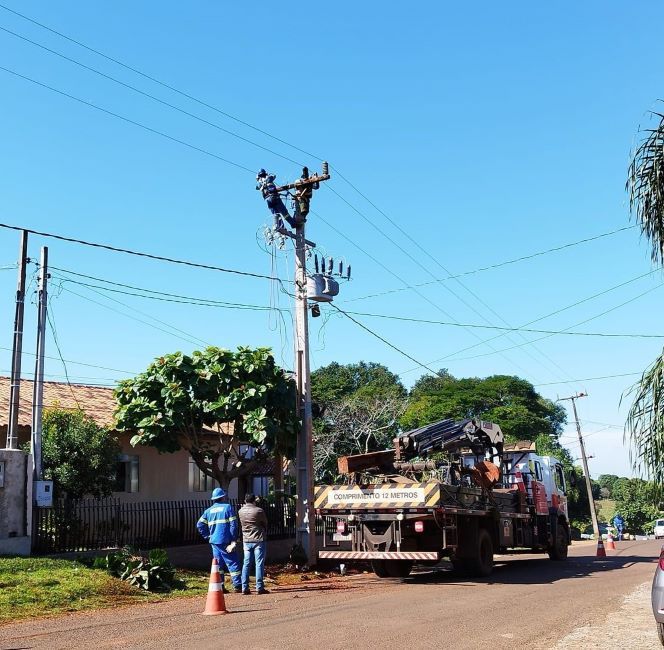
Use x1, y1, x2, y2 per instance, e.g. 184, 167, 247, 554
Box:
0, 376, 278, 502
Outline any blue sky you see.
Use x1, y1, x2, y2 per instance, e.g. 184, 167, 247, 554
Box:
1, 1, 663, 478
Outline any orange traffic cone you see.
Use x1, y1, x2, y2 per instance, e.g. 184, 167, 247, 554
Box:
606, 531, 616, 550
596, 538, 606, 557
202, 558, 228, 616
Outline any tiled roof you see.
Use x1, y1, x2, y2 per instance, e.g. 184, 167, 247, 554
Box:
0, 376, 117, 428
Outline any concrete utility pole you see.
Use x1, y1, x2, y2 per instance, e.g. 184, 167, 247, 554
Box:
560, 392, 600, 540
6, 230, 29, 449
275, 164, 330, 566
31, 247, 48, 480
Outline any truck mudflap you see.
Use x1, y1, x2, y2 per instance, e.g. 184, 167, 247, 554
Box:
319, 550, 439, 561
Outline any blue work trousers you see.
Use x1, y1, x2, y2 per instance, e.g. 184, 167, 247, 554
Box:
242, 541, 266, 592
211, 543, 241, 587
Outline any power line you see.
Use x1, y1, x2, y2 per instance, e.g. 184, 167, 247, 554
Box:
329, 303, 440, 375
49, 266, 289, 312
0, 8, 640, 386
45, 297, 81, 409
50, 267, 664, 339
0, 2, 324, 163
0, 24, 307, 169
345, 225, 638, 303
0, 49, 570, 383
55, 283, 211, 348
339, 309, 664, 339
0, 344, 136, 375
401, 268, 660, 374
444, 280, 664, 363
0, 222, 280, 282
0, 65, 255, 174
533, 372, 642, 387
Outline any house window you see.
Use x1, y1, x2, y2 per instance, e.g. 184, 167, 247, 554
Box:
115, 454, 139, 493
189, 458, 217, 493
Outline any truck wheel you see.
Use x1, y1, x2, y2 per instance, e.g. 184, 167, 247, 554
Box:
371, 560, 389, 578
384, 560, 413, 578
658, 622, 664, 646
548, 522, 569, 561
465, 528, 494, 577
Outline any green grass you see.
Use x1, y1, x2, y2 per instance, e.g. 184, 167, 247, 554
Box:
596, 498, 616, 524
0, 556, 209, 625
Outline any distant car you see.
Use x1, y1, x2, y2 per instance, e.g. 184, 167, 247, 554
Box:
652, 546, 664, 645
655, 520, 664, 540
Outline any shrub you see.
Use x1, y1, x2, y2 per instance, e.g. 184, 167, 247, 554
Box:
94, 547, 179, 592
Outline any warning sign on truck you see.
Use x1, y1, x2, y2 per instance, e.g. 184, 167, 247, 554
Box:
314, 483, 440, 509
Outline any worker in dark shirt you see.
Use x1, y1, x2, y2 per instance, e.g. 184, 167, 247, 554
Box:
238, 493, 269, 595
292, 166, 319, 225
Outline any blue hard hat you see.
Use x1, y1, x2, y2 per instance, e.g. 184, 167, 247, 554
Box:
257, 168, 267, 177
211, 487, 226, 501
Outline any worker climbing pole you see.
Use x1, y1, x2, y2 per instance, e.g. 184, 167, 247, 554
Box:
256, 163, 331, 566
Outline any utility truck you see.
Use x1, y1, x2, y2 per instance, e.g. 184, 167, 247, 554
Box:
315, 418, 570, 578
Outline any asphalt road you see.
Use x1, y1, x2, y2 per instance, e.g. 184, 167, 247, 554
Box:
0, 539, 659, 650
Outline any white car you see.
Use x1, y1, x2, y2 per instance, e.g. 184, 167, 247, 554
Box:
655, 520, 664, 540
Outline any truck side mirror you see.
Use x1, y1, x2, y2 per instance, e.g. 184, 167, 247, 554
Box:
568, 472, 577, 488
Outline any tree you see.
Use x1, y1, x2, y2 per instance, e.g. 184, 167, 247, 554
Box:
313, 393, 408, 482
626, 110, 664, 486
402, 373, 566, 441
311, 362, 408, 482
114, 346, 299, 491
598, 474, 620, 498
311, 361, 407, 405
613, 478, 659, 533
42, 407, 120, 500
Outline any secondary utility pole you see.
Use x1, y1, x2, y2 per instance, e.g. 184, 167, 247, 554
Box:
6, 230, 29, 449
275, 164, 330, 566
560, 392, 599, 540
31, 246, 48, 480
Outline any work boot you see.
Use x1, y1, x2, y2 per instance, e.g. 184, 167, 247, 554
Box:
234, 585, 243, 593
256, 588, 270, 595
242, 589, 251, 595
222, 586, 230, 594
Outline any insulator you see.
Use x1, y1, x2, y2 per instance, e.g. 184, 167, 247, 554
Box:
347, 264, 351, 280
322, 161, 329, 176
339, 260, 344, 276
321, 257, 326, 274
314, 254, 319, 273
328, 258, 334, 274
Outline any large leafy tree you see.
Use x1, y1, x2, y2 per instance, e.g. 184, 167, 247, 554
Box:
42, 407, 120, 500
114, 346, 298, 490
402, 373, 566, 443
626, 110, 664, 486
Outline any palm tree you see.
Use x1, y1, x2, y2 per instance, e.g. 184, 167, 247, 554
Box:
625, 110, 664, 485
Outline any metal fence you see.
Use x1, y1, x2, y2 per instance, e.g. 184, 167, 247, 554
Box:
33, 497, 317, 554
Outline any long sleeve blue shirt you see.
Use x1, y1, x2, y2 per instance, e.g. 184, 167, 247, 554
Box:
197, 502, 239, 546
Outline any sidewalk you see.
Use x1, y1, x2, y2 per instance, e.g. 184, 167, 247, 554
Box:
551, 581, 658, 649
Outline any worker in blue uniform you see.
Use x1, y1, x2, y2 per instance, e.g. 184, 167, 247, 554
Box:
197, 487, 242, 593
613, 513, 625, 541
256, 169, 295, 230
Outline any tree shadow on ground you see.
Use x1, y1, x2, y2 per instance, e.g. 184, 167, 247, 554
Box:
405, 551, 656, 587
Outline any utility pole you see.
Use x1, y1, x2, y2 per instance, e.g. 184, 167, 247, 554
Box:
6, 230, 29, 449
560, 392, 599, 540
31, 246, 48, 481
274, 164, 331, 566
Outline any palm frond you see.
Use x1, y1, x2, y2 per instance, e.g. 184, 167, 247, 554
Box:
624, 350, 664, 488
627, 111, 664, 264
